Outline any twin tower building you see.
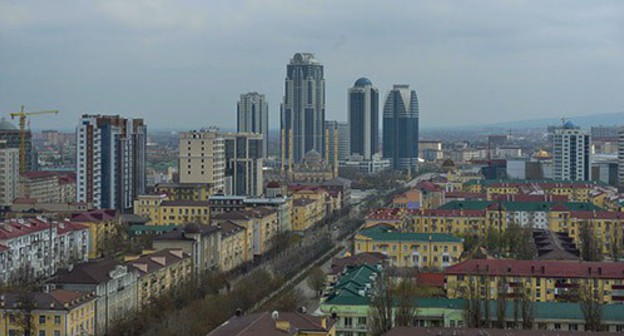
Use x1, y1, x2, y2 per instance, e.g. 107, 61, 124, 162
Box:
238, 52, 420, 171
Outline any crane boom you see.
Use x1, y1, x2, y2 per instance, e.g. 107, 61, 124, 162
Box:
8, 105, 59, 174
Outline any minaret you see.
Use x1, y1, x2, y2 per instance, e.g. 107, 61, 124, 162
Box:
333, 127, 339, 178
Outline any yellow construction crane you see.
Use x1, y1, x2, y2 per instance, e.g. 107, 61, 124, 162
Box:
9, 105, 59, 174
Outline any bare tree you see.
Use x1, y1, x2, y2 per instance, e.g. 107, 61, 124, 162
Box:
306, 266, 326, 298
462, 275, 483, 328
579, 223, 603, 262
13, 291, 37, 336
394, 275, 418, 327
368, 272, 393, 336
579, 278, 603, 331
495, 277, 507, 329
483, 274, 491, 328
520, 284, 535, 329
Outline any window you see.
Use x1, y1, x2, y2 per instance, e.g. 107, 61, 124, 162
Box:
39, 331, 46, 336
344, 317, 353, 327
54, 315, 61, 324
54, 331, 61, 336
357, 317, 367, 326
39, 315, 46, 324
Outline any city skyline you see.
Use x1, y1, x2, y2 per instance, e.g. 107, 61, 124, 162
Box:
2, 1, 624, 130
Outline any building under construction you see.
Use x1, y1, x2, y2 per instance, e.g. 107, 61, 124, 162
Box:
0, 118, 33, 172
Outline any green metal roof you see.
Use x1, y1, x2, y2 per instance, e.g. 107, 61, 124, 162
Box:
128, 224, 178, 236
322, 295, 624, 322
358, 226, 463, 243
464, 179, 606, 187
439, 200, 602, 212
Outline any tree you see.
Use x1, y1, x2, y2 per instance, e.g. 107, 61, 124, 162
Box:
267, 287, 307, 312
506, 222, 535, 260
13, 291, 37, 336
579, 278, 603, 331
519, 284, 535, 329
579, 223, 603, 262
368, 272, 393, 336
462, 275, 483, 328
394, 276, 418, 327
495, 277, 507, 329
306, 267, 326, 297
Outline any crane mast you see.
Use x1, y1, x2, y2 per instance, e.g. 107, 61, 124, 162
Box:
9, 105, 59, 174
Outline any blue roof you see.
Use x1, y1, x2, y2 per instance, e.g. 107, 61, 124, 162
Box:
563, 120, 578, 129
354, 77, 372, 87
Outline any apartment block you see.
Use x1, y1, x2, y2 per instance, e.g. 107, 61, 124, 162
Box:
76, 115, 146, 210
445, 259, 624, 304
152, 223, 220, 275
0, 290, 96, 336
133, 195, 210, 226
127, 249, 192, 307
0, 142, 18, 206
178, 129, 225, 192
354, 225, 463, 270
70, 209, 119, 259
0, 218, 89, 284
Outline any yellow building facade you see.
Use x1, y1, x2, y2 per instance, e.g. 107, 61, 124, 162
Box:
445, 259, 624, 304
0, 290, 96, 336
354, 225, 464, 270
218, 221, 251, 271
134, 195, 210, 225
70, 209, 119, 259
154, 182, 212, 201
128, 248, 192, 307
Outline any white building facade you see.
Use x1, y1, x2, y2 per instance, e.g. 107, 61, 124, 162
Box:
0, 218, 89, 283
552, 121, 590, 181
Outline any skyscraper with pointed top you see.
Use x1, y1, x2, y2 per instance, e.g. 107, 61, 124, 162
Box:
382, 84, 419, 171
280, 53, 325, 172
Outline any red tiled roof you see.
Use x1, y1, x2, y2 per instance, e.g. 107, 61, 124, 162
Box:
414, 209, 486, 217
416, 273, 445, 287
0, 218, 87, 240
70, 209, 117, 222
366, 208, 406, 221
490, 194, 569, 202
12, 198, 38, 204
569, 211, 623, 220
415, 181, 441, 192
445, 259, 624, 279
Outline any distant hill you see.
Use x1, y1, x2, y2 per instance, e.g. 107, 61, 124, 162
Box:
481, 111, 624, 129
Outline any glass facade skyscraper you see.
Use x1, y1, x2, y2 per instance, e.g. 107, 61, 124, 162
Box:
382, 85, 419, 171
280, 53, 325, 167
348, 77, 379, 160
237, 92, 269, 158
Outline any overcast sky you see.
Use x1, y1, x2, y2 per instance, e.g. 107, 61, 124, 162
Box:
1, 1, 624, 131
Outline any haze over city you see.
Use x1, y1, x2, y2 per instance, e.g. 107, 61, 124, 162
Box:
2, 0, 624, 130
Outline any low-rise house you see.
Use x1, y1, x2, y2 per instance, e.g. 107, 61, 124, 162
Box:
445, 259, 624, 304
127, 248, 192, 307
50, 260, 139, 335
0, 217, 88, 284
354, 225, 463, 270
0, 289, 96, 336
152, 223, 220, 275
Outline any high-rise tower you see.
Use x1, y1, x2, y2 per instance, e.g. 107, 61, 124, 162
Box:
280, 53, 325, 170
76, 115, 146, 210
237, 92, 269, 158
552, 120, 590, 181
348, 77, 379, 160
382, 84, 419, 171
